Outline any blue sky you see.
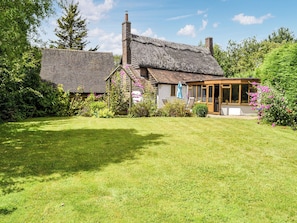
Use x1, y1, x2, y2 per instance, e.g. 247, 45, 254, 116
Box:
39, 0, 297, 55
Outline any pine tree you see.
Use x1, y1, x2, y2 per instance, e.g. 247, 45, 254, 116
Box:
51, 1, 88, 50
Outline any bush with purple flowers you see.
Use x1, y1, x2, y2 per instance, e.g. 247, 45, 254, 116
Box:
249, 82, 296, 129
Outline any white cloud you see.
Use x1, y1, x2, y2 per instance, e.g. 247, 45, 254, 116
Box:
197, 9, 208, 15
89, 28, 121, 54
75, 0, 115, 21
132, 28, 165, 40
177, 25, 196, 37
232, 13, 273, 25
213, 22, 219, 28
167, 14, 194, 21
88, 27, 165, 55
199, 19, 208, 31
131, 28, 139, 35
142, 28, 154, 37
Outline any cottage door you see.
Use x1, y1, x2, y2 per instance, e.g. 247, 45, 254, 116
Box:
213, 84, 220, 113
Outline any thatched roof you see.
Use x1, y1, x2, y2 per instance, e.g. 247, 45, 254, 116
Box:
147, 68, 223, 85
40, 49, 114, 93
130, 34, 224, 76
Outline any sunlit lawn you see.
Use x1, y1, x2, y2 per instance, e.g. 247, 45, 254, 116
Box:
0, 116, 297, 222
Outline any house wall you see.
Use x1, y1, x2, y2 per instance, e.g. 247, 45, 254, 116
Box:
221, 104, 257, 116
157, 84, 187, 108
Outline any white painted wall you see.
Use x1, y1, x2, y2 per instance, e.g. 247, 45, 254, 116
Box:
157, 84, 187, 108
221, 104, 257, 116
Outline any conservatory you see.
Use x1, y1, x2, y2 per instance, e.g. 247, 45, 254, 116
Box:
187, 78, 260, 116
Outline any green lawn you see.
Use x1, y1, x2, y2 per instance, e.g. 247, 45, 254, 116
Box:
0, 116, 297, 222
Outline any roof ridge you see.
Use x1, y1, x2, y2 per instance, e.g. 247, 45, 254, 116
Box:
131, 34, 209, 54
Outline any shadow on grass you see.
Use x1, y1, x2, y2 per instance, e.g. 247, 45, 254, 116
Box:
0, 120, 164, 197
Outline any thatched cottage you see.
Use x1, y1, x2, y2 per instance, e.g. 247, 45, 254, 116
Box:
40, 48, 114, 96
108, 13, 259, 115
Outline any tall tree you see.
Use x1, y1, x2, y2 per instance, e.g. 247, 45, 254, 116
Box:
267, 27, 295, 44
258, 43, 297, 106
0, 0, 55, 121
214, 38, 281, 77
0, 0, 53, 61
51, 1, 88, 50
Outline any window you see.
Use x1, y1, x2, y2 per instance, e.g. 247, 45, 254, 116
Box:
202, 85, 207, 102
140, 68, 148, 78
188, 86, 193, 97
231, 84, 239, 103
222, 88, 230, 103
208, 86, 213, 102
192, 86, 197, 98
171, 85, 176, 96
241, 84, 249, 103
197, 85, 202, 101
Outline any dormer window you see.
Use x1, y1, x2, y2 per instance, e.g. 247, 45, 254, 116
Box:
140, 67, 148, 79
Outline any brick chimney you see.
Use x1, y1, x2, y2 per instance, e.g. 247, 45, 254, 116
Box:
122, 11, 131, 65
205, 37, 214, 56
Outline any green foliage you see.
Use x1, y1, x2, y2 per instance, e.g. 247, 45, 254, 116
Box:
0, 0, 53, 61
129, 82, 157, 117
214, 38, 280, 77
258, 43, 297, 107
68, 91, 85, 116
108, 72, 129, 115
36, 82, 70, 117
249, 84, 296, 129
213, 44, 230, 76
0, 48, 71, 121
192, 103, 208, 117
96, 108, 115, 118
267, 27, 295, 44
157, 100, 187, 117
213, 28, 294, 78
75, 93, 113, 118
51, 0, 88, 50
90, 101, 107, 112
0, 1, 63, 122
129, 100, 155, 117
1, 117, 297, 222
113, 55, 121, 66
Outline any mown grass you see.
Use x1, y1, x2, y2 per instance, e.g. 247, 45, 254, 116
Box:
0, 116, 296, 222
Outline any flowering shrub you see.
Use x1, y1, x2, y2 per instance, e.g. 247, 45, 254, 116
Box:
249, 82, 296, 129
129, 81, 156, 117
108, 72, 129, 115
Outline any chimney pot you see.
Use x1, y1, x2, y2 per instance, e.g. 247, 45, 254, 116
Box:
125, 11, 128, 22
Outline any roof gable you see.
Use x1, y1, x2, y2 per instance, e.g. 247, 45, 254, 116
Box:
129, 34, 224, 76
40, 49, 114, 93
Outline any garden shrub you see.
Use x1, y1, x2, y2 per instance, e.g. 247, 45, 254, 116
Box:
129, 100, 156, 117
0, 48, 72, 121
38, 83, 70, 117
258, 43, 297, 107
154, 108, 169, 117
108, 72, 129, 115
90, 101, 107, 112
192, 103, 208, 117
79, 93, 107, 117
249, 83, 297, 129
96, 108, 114, 118
158, 100, 187, 117
68, 92, 85, 116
